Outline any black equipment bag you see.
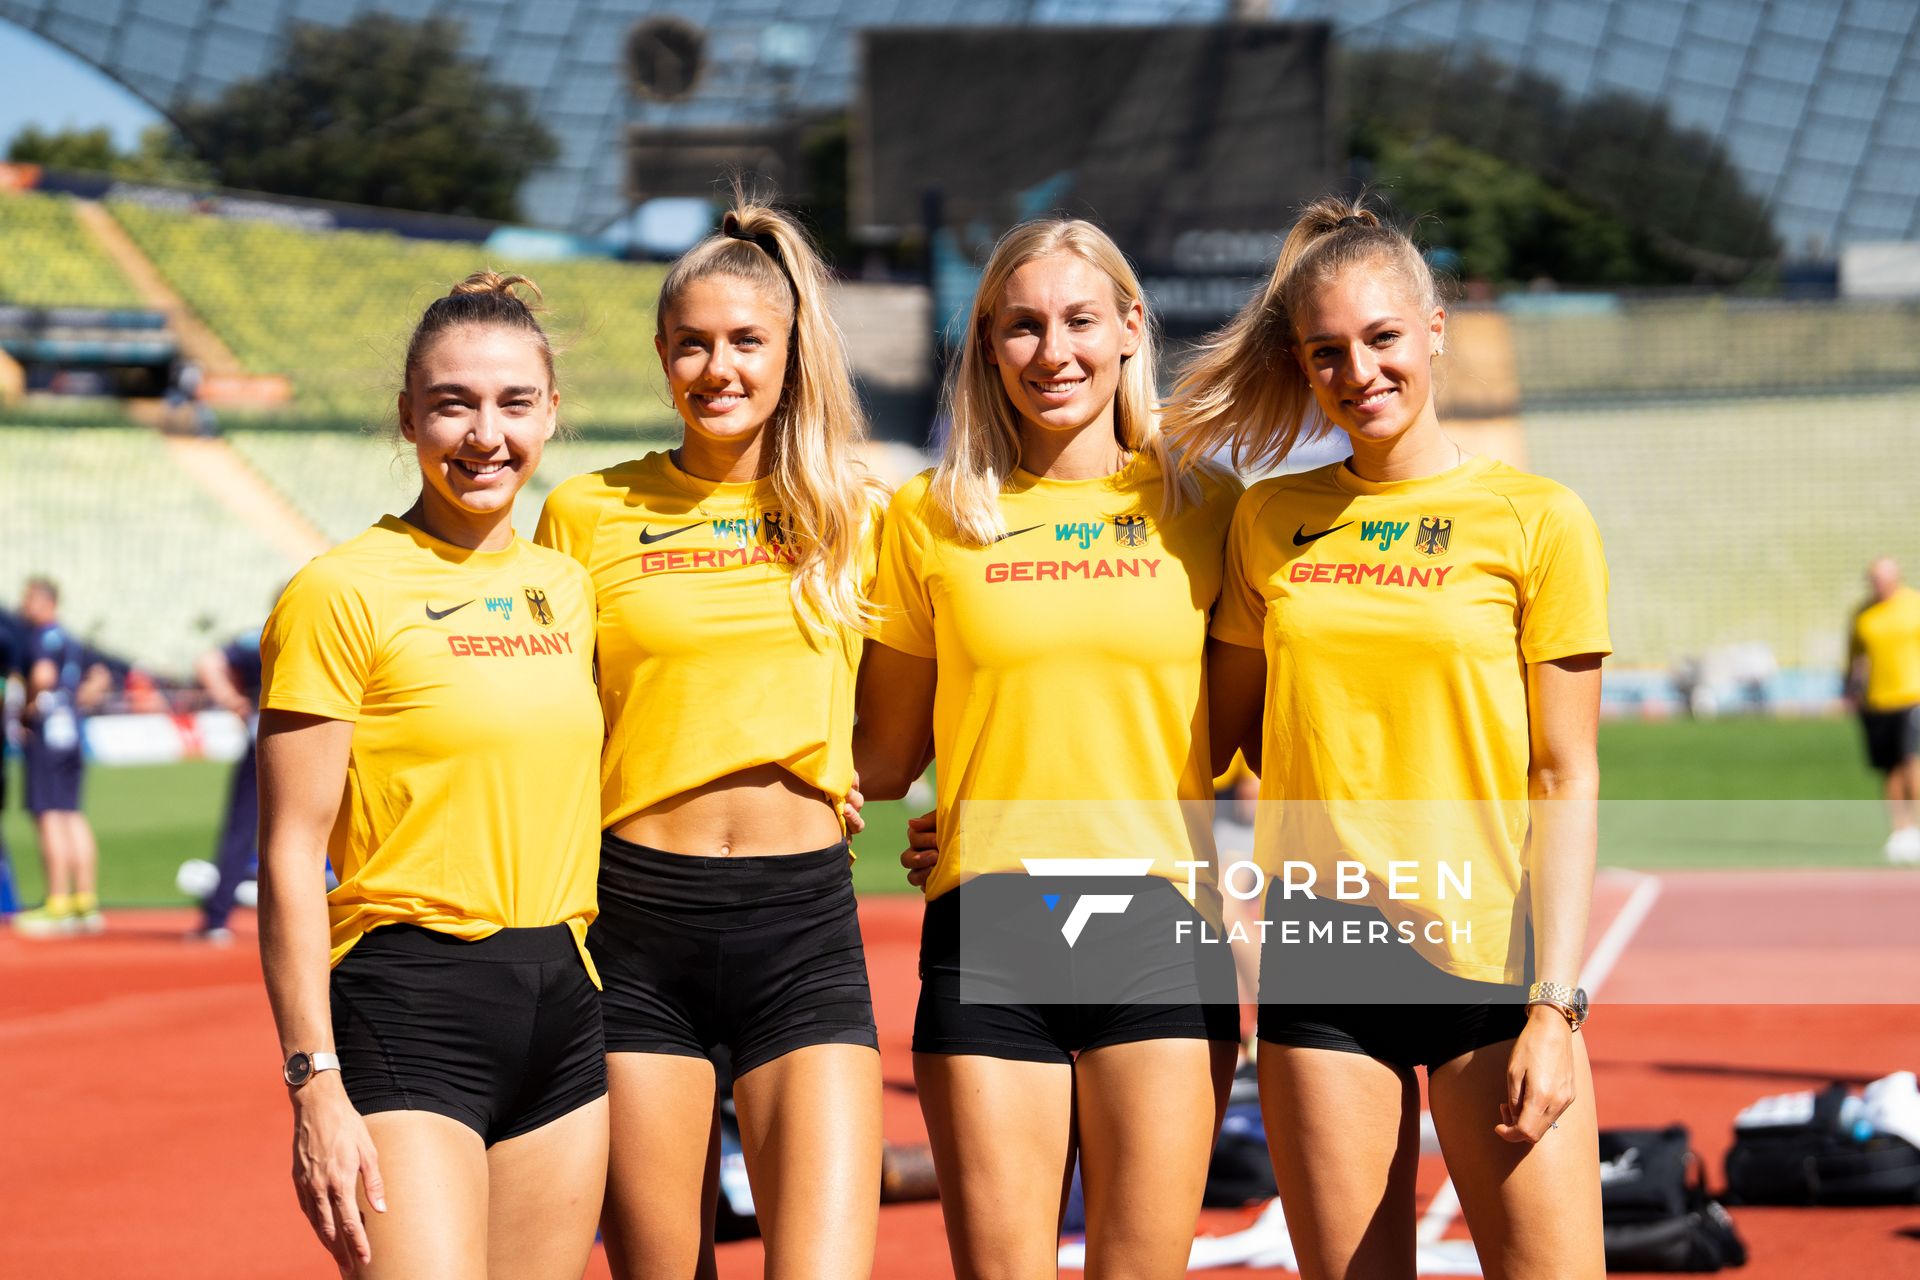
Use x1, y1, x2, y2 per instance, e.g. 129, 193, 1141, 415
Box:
1600, 1126, 1748, 1272
1203, 1061, 1279, 1207
1724, 1083, 1920, 1205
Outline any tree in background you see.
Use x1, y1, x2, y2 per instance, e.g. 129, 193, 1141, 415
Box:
1346, 48, 1781, 286
171, 13, 556, 222
7, 124, 211, 185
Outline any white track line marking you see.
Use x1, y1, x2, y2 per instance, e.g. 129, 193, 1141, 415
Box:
1581, 869, 1664, 995
1416, 1176, 1461, 1244
1416, 869, 1665, 1253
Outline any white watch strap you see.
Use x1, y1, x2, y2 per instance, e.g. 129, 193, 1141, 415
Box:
310, 1052, 342, 1075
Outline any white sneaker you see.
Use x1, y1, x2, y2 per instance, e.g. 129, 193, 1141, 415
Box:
1862, 1071, 1920, 1149
1885, 828, 1920, 865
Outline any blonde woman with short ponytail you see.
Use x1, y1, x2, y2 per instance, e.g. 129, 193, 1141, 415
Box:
1180, 194, 1610, 1279
536, 199, 883, 1280
856, 218, 1243, 1277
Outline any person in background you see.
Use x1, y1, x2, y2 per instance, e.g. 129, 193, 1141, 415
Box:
0, 608, 20, 915
1846, 556, 1920, 864
12, 577, 111, 938
188, 627, 264, 943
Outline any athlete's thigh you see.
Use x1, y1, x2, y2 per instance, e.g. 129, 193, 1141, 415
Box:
733, 1043, 882, 1280
602, 1051, 720, 1280
1427, 1037, 1604, 1280
914, 1052, 1075, 1280
1258, 1046, 1421, 1280
486, 1095, 609, 1280
355, 1111, 489, 1280
1074, 1037, 1236, 1280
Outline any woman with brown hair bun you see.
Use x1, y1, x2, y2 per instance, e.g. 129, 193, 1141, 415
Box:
258, 272, 608, 1278
1172, 196, 1610, 1279
537, 200, 884, 1279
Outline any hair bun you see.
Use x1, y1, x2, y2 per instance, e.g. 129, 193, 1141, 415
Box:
449, 270, 542, 304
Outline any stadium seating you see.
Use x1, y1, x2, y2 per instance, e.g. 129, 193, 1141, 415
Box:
1525, 389, 1920, 671
0, 192, 143, 309
1509, 300, 1920, 403
0, 426, 298, 675
105, 201, 677, 432
227, 431, 656, 547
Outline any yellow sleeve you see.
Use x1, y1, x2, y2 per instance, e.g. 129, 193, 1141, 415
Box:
534, 474, 596, 566
260, 559, 377, 721
1519, 486, 1612, 663
871, 475, 937, 659
1209, 482, 1272, 650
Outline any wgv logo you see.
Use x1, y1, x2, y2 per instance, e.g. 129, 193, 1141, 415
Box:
485, 594, 514, 620
712, 515, 761, 545
1360, 519, 1409, 551
1055, 521, 1106, 550
1021, 858, 1155, 946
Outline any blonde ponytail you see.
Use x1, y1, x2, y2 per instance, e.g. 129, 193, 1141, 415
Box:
655, 200, 882, 637
1162, 195, 1439, 473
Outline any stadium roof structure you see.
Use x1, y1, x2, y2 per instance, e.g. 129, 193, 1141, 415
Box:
1, 0, 1914, 254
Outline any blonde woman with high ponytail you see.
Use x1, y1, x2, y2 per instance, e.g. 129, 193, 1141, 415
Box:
1171, 195, 1609, 1278
855, 219, 1243, 1277
536, 201, 883, 1279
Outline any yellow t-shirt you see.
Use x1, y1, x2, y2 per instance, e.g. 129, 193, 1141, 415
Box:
535, 451, 876, 829
873, 454, 1243, 901
260, 516, 603, 977
1850, 586, 1920, 711
1211, 456, 1611, 983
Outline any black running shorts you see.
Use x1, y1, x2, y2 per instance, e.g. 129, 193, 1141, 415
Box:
913, 873, 1239, 1063
1257, 894, 1529, 1071
329, 923, 606, 1144
592, 834, 878, 1076
1861, 705, 1920, 773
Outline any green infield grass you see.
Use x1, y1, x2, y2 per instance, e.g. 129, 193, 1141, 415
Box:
0, 715, 1894, 910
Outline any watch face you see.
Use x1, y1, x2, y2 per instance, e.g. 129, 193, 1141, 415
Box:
284, 1052, 311, 1086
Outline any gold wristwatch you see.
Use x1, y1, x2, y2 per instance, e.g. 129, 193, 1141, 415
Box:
1526, 981, 1589, 1031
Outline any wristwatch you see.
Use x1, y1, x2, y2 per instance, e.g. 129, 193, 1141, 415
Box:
282, 1050, 342, 1088
1526, 981, 1589, 1031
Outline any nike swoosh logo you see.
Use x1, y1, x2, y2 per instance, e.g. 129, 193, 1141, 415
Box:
993, 523, 1045, 543
424, 600, 472, 621
1292, 521, 1353, 546
638, 523, 704, 545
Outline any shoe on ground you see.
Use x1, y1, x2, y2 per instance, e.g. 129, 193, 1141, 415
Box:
185, 925, 234, 945
72, 909, 106, 935
12, 904, 79, 938
1885, 827, 1920, 865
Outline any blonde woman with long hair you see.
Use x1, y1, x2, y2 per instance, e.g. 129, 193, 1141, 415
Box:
537, 200, 884, 1278
856, 218, 1242, 1279
1173, 195, 1609, 1279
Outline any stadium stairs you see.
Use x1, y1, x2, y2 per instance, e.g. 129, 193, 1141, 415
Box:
69, 199, 330, 564
69, 200, 242, 377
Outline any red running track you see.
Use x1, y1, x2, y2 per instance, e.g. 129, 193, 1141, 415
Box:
3, 870, 1918, 1277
